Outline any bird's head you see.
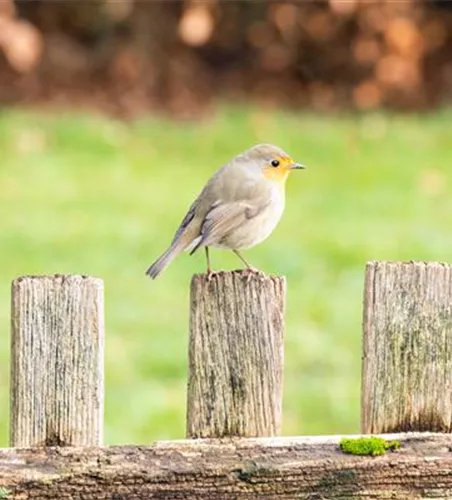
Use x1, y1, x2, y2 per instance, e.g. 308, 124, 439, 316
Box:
238, 143, 305, 183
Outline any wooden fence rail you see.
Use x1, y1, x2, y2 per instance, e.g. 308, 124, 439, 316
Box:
1, 261, 452, 499
1, 434, 451, 499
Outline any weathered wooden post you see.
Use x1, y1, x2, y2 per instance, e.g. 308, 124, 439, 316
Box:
362, 261, 452, 434
187, 271, 285, 438
10, 275, 104, 447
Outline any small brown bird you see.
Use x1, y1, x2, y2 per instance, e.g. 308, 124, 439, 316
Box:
146, 143, 305, 279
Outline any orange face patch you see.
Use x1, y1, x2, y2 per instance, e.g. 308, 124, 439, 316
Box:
263, 156, 294, 182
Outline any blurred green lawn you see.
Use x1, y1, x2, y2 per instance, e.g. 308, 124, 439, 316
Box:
1, 106, 451, 445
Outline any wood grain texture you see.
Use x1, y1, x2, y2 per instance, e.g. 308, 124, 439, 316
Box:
362, 261, 452, 434
10, 275, 104, 447
0, 433, 451, 499
187, 271, 285, 438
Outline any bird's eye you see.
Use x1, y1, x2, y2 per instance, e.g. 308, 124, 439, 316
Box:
271, 159, 280, 167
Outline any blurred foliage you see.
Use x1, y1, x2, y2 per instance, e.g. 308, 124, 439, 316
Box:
0, 106, 451, 444
0, 0, 451, 116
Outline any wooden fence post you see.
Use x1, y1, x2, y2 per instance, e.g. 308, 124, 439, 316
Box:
186, 271, 286, 438
362, 261, 452, 434
10, 275, 104, 447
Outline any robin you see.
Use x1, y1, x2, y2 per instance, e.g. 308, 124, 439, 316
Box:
146, 143, 305, 279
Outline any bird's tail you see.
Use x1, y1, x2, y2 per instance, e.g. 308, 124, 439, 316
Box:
146, 241, 185, 279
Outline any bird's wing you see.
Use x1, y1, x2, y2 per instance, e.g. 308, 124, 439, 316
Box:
189, 199, 269, 254
170, 199, 198, 246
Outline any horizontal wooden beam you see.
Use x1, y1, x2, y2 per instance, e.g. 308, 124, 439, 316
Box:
1, 433, 451, 499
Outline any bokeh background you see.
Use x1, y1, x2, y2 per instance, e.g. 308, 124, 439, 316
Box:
1, 0, 452, 445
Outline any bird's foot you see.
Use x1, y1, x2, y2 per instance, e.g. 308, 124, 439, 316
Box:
206, 269, 218, 282
243, 267, 265, 283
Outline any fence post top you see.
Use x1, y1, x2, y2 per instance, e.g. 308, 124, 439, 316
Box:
11, 275, 104, 287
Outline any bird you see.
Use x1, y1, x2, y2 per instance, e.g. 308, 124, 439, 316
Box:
146, 143, 305, 279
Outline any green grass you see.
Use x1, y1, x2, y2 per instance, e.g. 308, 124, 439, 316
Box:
0, 106, 451, 445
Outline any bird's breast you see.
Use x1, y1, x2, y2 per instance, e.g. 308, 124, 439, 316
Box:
214, 187, 285, 250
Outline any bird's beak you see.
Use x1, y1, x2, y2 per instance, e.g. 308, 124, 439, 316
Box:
291, 162, 306, 170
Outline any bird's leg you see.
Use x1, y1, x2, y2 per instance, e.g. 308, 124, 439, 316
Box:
232, 250, 257, 271
233, 249, 254, 269
205, 247, 211, 273
233, 250, 263, 282
205, 247, 216, 281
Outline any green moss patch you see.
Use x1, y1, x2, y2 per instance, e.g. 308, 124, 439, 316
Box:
339, 437, 401, 456
0, 488, 11, 499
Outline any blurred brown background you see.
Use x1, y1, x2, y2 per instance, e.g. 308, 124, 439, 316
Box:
1, 0, 451, 118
